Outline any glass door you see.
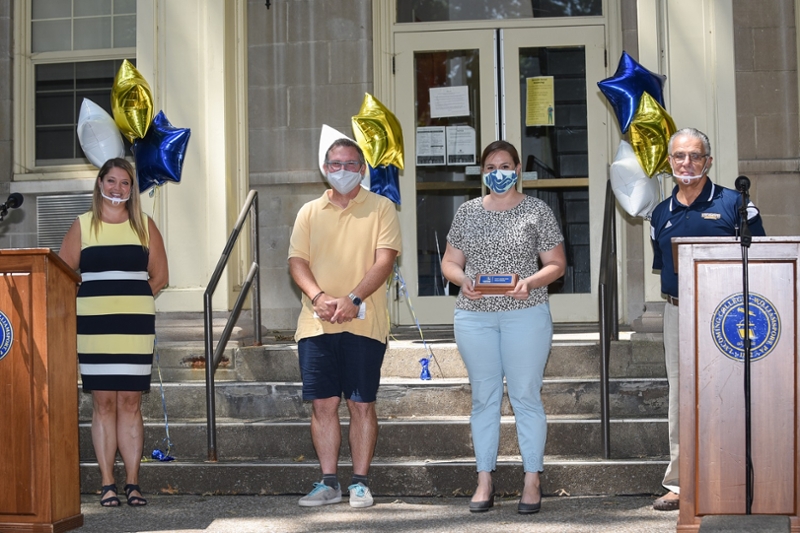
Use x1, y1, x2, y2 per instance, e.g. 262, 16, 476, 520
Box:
394, 30, 498, 324
393, 26, 606, 325
503, 26, 606, 321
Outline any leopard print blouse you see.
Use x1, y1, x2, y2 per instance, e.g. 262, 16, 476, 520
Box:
446, 195, 564, 312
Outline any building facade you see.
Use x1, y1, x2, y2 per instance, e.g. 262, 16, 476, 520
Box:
1, 0, 799, 330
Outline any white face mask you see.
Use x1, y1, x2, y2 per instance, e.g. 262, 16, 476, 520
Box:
672, 162, 709, 185
101, 191, 130, 206
327, 169, 363, 195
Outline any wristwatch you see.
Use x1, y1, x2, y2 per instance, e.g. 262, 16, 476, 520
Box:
348, 292, 362, 307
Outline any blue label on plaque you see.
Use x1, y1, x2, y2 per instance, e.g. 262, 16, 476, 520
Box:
0, 310, 13, 362
478, 275, 513, 284
711, 292, 780, 362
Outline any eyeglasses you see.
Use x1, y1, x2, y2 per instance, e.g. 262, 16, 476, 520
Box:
669, 152, 708, 163
326, 160, 362, 171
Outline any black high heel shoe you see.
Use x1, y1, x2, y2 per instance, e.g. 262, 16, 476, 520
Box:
518, 484, 542, 514
468, 484, 495, 513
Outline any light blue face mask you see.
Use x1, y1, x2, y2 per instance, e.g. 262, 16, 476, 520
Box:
483, 169, 518, 194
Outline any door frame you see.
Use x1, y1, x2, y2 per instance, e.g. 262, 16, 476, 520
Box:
376, 5, 625, 326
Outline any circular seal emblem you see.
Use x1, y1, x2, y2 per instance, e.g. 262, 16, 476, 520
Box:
0, 310, 13, 362
711, 292, 780, 362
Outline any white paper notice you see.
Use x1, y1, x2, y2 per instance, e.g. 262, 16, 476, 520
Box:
416, 126, 446, 166
430, 86, 470, 118
445, 125, 476, 165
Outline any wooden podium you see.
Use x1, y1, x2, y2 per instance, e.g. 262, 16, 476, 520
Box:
675, 237, 800, 532
0, 250, 83, 532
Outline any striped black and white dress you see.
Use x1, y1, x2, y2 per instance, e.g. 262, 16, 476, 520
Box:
76, 212, 155, 391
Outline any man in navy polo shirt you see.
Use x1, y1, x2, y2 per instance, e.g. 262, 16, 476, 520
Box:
649, 127, 765, 511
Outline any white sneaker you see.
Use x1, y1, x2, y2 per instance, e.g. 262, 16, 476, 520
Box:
298, 482, 342, 507
348, 482, 374, 508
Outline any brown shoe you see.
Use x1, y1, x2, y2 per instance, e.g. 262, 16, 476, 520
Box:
653, 491, 679, 511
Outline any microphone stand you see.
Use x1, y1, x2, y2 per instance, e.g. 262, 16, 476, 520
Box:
737, 183, 753, 515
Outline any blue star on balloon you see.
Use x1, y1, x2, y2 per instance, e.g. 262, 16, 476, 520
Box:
134, 111, 191, 193
597, 51, 666, 134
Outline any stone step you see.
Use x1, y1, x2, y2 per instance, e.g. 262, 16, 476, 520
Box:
78, 416, 668, 462
78, 378, 668, 421
79, 458, 667, 496
145, 333, 666, 382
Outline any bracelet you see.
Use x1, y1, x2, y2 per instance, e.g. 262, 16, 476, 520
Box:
311, 291, 324, 305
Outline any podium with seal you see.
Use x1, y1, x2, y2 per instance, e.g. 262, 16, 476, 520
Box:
0, 249, 83, 532
674, 237, 800, 532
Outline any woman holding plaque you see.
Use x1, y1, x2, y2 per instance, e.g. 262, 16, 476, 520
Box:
442, 140, 566, 515
59, 158, 168, 507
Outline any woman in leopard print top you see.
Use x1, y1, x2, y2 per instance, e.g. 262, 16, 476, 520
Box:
442, 140, 566, 515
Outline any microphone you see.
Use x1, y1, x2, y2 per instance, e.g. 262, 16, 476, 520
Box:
0, 193, 22, 222
735, 175, 751, 193
735, 176, 752, 248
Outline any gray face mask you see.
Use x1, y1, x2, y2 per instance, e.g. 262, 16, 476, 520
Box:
327, 169, 362, 195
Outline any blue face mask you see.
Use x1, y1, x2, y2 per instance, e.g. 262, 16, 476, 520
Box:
483, 169, 518, 194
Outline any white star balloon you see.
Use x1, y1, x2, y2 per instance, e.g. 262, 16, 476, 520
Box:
609, 140, 662, 219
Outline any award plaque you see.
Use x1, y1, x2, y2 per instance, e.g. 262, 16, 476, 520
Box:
474, 273, 519, 294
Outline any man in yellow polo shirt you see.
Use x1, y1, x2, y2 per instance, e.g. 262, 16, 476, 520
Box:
288, 138, 401, 509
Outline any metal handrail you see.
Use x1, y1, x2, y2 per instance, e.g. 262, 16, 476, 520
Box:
598, 179, 619, 459
204, 190, 262, 462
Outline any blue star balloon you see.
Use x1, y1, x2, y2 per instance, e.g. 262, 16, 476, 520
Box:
369, 164, 401, 205
597, 51, 666, 134
134, 111, 191, 193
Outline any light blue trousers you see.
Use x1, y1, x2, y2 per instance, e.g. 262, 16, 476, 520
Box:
454, 304, 553, 473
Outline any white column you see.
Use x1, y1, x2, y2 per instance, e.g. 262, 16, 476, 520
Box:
638, 0, 738, 303
136, 0, 248, 312
663, 0, 738, 189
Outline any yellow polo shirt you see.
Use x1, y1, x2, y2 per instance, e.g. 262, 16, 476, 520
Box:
288, 187, 402, 343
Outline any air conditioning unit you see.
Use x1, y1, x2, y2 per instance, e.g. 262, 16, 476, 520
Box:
36, 194, 93, 252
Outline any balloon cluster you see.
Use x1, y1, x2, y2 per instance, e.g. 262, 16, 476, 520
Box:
317, 94, 405, 204
598, 51, 676, 219
77, 60, 191, 194
351, 93, 404, 204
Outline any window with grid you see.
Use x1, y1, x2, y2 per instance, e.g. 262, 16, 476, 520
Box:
30, 0, 136, 167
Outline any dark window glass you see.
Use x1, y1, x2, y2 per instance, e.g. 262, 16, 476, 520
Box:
35, 59, 133, 165
397, 0, 601, 23
519, 46, 590, 293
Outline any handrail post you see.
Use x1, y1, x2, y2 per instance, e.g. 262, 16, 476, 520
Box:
251, 193, 262, 345
598, 180, 618, 459
203, 190, 261, 462
204, 293, 218, 462
599, 284, 611, 459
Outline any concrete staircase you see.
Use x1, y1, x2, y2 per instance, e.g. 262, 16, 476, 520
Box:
78, 315, 669, 497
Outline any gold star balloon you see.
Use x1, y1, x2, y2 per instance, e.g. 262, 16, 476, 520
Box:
351, 93, 404, 170
111, 59, 154, 143
629, 92, 676, 176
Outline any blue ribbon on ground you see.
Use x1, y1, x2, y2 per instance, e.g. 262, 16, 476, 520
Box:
393, 264, 438, 380
151, 338, 176, 461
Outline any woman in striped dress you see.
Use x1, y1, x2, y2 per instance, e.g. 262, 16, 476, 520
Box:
59, 158, 169, 507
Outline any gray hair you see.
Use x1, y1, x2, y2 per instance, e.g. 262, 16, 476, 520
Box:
668, 128, 711, 156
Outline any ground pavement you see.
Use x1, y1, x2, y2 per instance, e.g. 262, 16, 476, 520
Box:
75, 493, 678, 533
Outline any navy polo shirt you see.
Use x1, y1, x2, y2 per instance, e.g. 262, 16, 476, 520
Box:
650, 178, 765, 298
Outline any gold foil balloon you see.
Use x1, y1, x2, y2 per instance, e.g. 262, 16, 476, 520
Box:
111, 60, 154, 143
629, 92, 676, 176
351, 93, 404, 170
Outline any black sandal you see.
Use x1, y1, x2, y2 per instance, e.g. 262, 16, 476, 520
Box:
99, 484, 120, 507
124, 484, 148, 506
